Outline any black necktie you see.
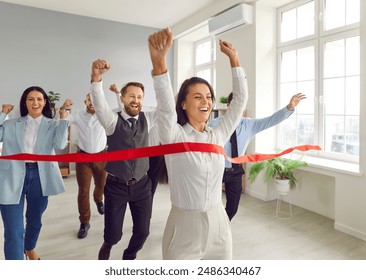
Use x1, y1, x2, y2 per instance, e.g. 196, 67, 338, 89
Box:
128, 118, 137, 135
230, 130, 240, 170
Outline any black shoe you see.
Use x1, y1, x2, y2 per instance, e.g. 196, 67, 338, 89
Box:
96, 201, 105, 215
77, 223, 90, 239
98, 242, 112, 260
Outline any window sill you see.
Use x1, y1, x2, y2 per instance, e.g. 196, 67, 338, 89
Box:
299, 155, 361, 177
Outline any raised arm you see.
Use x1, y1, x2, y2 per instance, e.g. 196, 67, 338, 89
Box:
148, 28, 176, 144
148, 27, 173, 76
213, 40, 248, 144
90, 60, 118, 135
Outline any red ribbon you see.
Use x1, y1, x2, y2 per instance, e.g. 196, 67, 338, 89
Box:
0, 143, 321, 163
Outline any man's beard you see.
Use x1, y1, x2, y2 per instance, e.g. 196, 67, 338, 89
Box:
124, 103, 141, 117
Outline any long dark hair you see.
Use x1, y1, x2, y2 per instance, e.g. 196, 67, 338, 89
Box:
156, 77, 216, 184
19, 86, 54, 118
175, 77, 216, 125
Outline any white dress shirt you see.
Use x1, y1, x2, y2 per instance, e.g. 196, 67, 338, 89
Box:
24, 115, 42, 155
90, 81, 157, 136
67, 110, 107, 153
154, 68, 248, 211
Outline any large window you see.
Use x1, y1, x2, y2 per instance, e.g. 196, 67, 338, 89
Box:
278, 0, 360, 163
194, 37, 216, 90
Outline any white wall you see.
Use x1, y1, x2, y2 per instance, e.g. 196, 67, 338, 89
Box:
0, 2, 173, 163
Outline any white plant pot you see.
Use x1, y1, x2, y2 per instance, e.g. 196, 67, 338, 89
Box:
275, 179, 290, 194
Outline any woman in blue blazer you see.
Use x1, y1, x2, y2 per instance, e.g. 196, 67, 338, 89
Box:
0, 86, 69, 260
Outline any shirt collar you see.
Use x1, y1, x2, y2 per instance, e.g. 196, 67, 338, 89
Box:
183, 122, 211, 134
120, 109, 139, 121
27, 114, 43, 125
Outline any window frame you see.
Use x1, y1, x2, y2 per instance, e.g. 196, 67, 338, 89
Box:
277, 0, 360, 164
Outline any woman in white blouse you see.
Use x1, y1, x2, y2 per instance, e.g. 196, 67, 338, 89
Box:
148, 28, 248, 260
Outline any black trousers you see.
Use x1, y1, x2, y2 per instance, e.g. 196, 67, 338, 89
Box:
103, 175, 152, 260
223, 168, 245, 221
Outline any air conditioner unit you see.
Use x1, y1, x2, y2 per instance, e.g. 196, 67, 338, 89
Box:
208, 4, 253, 36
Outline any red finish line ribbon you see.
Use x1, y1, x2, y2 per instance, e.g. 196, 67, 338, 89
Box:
0, 143, 321, 163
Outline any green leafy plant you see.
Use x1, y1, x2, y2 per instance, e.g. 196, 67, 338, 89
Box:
48, 91, 61, 105
248, 157, 308, 189
219, 96, 228, 104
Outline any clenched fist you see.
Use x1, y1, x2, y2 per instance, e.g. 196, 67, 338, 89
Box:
91, 59, 111, 82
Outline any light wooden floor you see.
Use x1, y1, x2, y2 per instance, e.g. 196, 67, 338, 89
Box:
1, 172, 366, 260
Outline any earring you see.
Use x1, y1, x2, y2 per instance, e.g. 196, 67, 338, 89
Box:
182, 106, 186, 110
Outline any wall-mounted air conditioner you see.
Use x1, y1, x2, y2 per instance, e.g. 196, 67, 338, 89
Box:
208, 4, 253, 36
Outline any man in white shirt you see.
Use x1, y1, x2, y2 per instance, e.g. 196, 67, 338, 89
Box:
60, 94, 107, 239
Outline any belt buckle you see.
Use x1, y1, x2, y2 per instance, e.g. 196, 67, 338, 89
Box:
225, 168, 234, 172
126, 178, 137, 186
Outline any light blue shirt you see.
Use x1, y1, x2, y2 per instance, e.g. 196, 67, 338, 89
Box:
209, 106, 294, 168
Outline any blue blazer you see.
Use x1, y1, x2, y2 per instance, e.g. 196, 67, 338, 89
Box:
0, 113, 69, 205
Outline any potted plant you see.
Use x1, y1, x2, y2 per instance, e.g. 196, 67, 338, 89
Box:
248, 157, 308, 193
219, 96, 228, 104
48, 91, 61, 108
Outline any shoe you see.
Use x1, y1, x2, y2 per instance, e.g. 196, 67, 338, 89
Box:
24, 250, 41, 260
98, 242, 112, 260
96, 201, 105, 215
77, 223, 90, 239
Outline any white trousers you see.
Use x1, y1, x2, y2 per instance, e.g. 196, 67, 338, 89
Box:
162, 203, 232, 260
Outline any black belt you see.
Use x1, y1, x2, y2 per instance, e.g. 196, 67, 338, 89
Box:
107, 174, 147, 186
225, 167, 235, 172
25, 162, 38, 168
78, 148, 107, 154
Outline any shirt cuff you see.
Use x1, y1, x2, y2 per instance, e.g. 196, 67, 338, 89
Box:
91, 80, 103, 93
232, 67, 246, 79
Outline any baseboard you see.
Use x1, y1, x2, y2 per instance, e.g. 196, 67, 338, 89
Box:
334, 222, 366, 241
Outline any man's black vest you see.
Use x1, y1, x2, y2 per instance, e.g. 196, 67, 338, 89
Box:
105, 112, 149, 182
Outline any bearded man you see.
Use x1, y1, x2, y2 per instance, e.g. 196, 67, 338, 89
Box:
90, 59, 156, 260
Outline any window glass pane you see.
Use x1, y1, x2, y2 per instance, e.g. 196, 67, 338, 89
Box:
324, 39, 345, 78
195, 40, 211, 65
345, 116, 359, 155
281, 8, 296, 42
325, 0, 346, 30
323, 78, 345, 115
280, 83, 297, 108
346, 36, 360, 76
297, 115, 315, 145
297, 1, 315, 38
281, 117, 297, 146
297, 46, 314, 81
346, 0, 360, 25
196, 68, 211, 84
281, 51, 296, 82
345, 76, 359, 115
297, 81, 314, 114
325, 116, 345, 153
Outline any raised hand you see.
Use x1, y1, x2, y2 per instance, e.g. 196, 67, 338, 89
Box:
61, 99, 73, 110
219, 40, 240, 67
1, 104, 14, 114
91, 59, 111, 82
109, 84, 120, 94
287, 93, 307, 111
148, 27, 173, 75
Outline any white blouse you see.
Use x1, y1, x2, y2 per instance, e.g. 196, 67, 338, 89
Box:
154, 67, 248, 211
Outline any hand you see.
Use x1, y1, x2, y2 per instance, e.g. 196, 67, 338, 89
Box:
91, 59, 110, 82
287, 93, 306, 111
1, 104, 14, 114
109, 84, 120, 94
60, 99, 73, 110
148, 27, 173, 75
219, 40, 240, 67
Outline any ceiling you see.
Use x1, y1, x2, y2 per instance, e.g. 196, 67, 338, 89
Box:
0, 0, 293, 29
0, 0, 225, 28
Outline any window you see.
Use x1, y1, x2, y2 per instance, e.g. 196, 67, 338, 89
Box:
278, 0, 360, 163
194, 37, 216, 90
